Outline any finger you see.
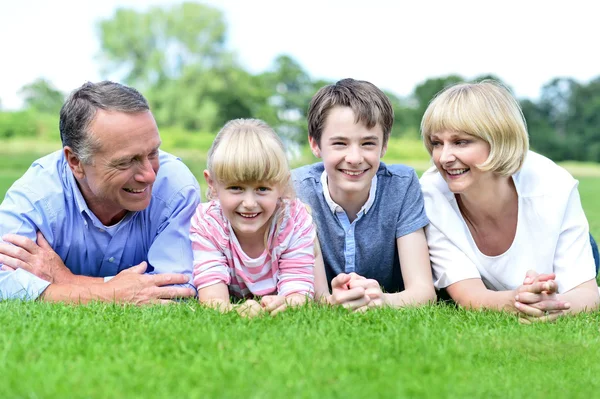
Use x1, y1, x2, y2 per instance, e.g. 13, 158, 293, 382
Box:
331, 273, 351, 289
36, 231, 52, 249
269, 303, 288, 316
155, 286, 197, 299
528, 300, 571, 312
523, 269, 539, 285
122, 262, 148, 275
330, 287, 367, 305
264, 296, 286, 312
518, 281, 557, 295
522, 311, 564, 324
0, 243, 31, 263
354, 305, 370, 313
341, 295, 371, 311
365, 287, 383, 300
514, 292, 544, 304
1, 234, 38, 254
1, 264, 17, 272
347, 272, 367, 281
515, 301, 545, 317
152, 273, 191, 286
533, 273, 556, 283
348, 279, 379, 290
0, 253, 30, 271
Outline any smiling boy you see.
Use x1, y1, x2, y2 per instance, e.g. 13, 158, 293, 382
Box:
293, 78, 436, 310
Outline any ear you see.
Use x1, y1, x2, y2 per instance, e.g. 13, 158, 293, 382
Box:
309, 136, 321, 158
64, 146, 85, 179
203, 170, 217, 199
380, 142, 388, 158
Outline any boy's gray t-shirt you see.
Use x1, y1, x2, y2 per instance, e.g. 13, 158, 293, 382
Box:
292, 162, 429, 293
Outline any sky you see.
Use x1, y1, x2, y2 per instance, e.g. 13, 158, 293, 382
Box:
1, 0, 599, 110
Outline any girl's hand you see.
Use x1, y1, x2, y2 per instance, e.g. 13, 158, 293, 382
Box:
235, 299, 264, 318
261, 294, 308, 315
328, 273, 371, 310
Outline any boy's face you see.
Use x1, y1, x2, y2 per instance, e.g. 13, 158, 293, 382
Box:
309, 106, 387, 204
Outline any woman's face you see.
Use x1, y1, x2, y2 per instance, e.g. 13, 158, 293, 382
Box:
429, 130, 491, 195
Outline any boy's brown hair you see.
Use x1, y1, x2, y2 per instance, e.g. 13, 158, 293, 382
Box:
307, 78, 394, 147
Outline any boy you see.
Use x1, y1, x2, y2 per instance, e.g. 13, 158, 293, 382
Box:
293, 78, 435, 310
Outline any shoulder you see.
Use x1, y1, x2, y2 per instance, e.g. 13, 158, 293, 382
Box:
377, 162, 418, 179
275, 198, 315, 241
152, 150, 200, 204
191, 201, 227, 230
8, 150, 71, 203
376, 162, 422, 197
292, 162, 324, 182
513, 151, 577, 197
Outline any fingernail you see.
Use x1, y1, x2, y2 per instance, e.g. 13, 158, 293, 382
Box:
565, 302, 571, 308
515, 295, 519, 301
515, 302, 520, 308
524, 278, 531, 284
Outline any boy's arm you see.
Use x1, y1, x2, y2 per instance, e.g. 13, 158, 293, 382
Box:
384, 228, 436, 306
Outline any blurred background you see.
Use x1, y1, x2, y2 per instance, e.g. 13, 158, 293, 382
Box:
1, 0, 599, 164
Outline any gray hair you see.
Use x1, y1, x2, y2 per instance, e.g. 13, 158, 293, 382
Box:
59, 81, 150, 164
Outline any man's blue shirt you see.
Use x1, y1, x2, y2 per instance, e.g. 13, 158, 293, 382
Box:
0, 150, 200, 300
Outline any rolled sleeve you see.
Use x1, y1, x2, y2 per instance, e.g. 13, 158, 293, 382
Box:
0, 269, 51, 301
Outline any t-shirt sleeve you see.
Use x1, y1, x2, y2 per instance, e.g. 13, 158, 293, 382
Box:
396, 170, 429, 238
426, 222, 482, 289
553, 183, 597, 293
189, 203, 231, 290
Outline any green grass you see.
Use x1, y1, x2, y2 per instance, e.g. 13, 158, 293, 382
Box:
1, 301, 600, 398
2, 139, 600, 398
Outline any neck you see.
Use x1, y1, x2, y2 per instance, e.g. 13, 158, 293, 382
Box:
75, 179, 127, 226
329, 185, 370, 223
456, 175, 517, 225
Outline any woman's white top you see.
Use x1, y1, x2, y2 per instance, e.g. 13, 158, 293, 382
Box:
420, 151, 596, 293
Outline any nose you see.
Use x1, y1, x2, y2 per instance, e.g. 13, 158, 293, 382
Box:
345, 144, 363, 165
241, 191, 257, 209
135, 157, 157, 184
439, 144, 456, 165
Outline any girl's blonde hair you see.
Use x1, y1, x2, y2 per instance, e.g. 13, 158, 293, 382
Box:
206, 118, 294, 199
421, 80, 529, 176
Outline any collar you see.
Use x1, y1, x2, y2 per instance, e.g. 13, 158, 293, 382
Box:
320, 170, 378, 216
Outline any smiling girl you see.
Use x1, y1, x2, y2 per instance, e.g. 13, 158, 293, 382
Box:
189, 119, 316, 316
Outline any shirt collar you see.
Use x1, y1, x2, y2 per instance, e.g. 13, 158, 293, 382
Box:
320, 170, 378, 216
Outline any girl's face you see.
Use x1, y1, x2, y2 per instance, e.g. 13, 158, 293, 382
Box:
205, 171, 283, 241
429, 130, 491, 195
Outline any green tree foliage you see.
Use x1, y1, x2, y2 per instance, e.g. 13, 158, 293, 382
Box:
19, 78, 65, 115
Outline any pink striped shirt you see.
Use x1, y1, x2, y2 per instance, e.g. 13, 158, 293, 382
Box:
190, 198, 316, 299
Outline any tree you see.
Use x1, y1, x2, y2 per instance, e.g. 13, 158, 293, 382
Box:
412, 75, 464, 133
19, 78, 65, 114
98, 2, 228, 89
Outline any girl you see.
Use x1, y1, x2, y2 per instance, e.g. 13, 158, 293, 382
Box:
190, 119, 317, 316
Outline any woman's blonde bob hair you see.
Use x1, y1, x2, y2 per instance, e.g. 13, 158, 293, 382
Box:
421, 80, 529, 176
206, 118, 293, 199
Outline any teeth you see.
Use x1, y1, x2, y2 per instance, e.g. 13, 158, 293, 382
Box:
124, 188, 145, 193
447, 168, 468, 176
239, 213, 258, 218
342, 170, 364, 176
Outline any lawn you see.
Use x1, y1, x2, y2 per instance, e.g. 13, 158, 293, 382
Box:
1, 141, 600, 398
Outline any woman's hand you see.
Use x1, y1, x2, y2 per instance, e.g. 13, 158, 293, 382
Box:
515, 270, 570, 324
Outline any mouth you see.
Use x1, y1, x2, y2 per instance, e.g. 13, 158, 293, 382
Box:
237, 212, 260, 219
445, 168, 469, 177
340, 169, 369, 177
123, 187, 147, 194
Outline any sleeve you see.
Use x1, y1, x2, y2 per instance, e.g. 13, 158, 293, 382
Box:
146, 184, 200, 291
276, 200, 316, 298
396, 170, 430, 238
553, 184, 597, 293
0, 185, 53, 300
189, 203, 232, 290
426, 222, 482, 289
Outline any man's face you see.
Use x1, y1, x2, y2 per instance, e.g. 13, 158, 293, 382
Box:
70, 110, 161, 225
309, 106, 387, 205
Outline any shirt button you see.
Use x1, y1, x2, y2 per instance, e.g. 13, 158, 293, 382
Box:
108, 257, 115, 263
98, 228, 104, 233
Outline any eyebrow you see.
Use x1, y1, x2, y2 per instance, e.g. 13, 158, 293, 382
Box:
327, 135, 380, 141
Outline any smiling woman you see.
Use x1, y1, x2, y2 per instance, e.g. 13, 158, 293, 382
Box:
419, 80, 600, 323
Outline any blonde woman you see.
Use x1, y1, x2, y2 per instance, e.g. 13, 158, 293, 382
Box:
419, 81, 599, 323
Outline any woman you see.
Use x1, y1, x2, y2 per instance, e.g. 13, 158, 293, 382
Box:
419, 80, 599, 323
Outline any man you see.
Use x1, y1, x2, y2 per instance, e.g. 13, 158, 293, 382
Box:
0, 81, 199, 303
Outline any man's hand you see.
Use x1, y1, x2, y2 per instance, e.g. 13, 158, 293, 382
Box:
104, 262, 196, 305
0, 232, 75, 284
328, 272, 371, 311
260, 293, 309, 315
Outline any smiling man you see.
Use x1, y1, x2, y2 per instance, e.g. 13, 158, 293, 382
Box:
0, 81, 200, 303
